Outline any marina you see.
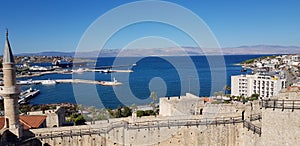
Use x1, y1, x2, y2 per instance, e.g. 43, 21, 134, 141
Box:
0, 55, 264, 107
2, 55, 262, 107
2, 77, 122, 104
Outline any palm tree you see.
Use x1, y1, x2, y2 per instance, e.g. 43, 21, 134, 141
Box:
88, 106, 97, 121
77, 104, 84, 114
150, 91, 158, 112
224, 85, 231, 95
131, 104, 137, 112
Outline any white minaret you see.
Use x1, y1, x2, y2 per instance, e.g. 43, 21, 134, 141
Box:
0, 30, 22, 137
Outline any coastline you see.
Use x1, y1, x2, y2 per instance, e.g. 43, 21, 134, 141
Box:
11, 70, 71, 79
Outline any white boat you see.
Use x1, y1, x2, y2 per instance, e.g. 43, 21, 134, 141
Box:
99, 78, 122, 86
18, 88, 40, 104
29, 65, 51, 71
72, 68, 84, 74
18, 79, 33, 85
18, 98, 26, 104
41, 79, 56, 85
101, 69, 114, 73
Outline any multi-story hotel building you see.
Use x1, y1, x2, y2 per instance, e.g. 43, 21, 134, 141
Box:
231, 73, 286, 99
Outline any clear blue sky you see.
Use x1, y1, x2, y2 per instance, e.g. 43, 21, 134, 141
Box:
0, 0, 299, 53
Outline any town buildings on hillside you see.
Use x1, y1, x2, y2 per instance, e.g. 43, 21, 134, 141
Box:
231, 54, 300, 99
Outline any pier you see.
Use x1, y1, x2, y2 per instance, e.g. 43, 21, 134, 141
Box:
29, 79, 102, 85
14, 79, 121, 86
57, 79, 122, 86
16, 70, 71, 79
86, 69, 133, 73
55, 79, 102, 84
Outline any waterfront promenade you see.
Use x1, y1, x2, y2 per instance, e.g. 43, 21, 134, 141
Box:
31, 79, 103, 85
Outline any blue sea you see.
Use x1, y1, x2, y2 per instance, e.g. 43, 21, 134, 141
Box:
20, 55, 267, 109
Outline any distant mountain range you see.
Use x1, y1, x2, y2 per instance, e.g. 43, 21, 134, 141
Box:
17, 51, 76, 57
17, 45, 300, 57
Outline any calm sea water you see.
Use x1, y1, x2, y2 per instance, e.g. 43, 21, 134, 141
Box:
20, 55, 267, 108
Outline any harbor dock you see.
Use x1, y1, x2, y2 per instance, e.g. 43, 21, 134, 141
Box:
55, 79, 102, 84
86, 69, 133, 73
57, 79, 122, 86
16, 70, 71, 78
15, 79, 122, 86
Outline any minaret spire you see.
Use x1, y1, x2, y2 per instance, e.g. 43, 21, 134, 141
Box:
4, 29, 15, 63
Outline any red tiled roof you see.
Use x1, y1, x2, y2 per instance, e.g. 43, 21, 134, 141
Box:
288, 86, 300, 91
19, 115, 47, 129
203, 97, 212, 102
0, 115, 46, 130
0, 117, 5, 130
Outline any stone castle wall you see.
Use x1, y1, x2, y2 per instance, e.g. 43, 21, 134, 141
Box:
31, 123, 261, 146
30, 116, 261, 146
261, 107, 300, 146
25, 99, 300, 146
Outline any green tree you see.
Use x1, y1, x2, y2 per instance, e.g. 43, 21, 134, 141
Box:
144, 110, 155, 116
70, 113, 86, 125
107, 108, 114, 118
249, 94, 259, 101
77, 104, 84, 114
88, 106, 97, 121
74, 115, 86, 125
224, 85, 231, 95
136, 110, 144, 117
95, 109, 109, 120
122, 106, 132, 117
114, 105, 122, 118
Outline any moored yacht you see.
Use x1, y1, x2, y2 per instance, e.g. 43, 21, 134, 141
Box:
99, 77, 122, 86
41, 79, 56, 85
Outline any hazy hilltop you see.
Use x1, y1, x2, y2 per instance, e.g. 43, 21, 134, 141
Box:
223, 45, 300, 55
18, 51, 75, 57
16, 45, 300, 57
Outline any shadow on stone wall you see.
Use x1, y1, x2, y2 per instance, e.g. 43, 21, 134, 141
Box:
0, 129, 42, 146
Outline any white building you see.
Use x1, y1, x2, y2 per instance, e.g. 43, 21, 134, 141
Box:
270, 58, 280, 65
159, 93, 205, 116
291, 55, 300, 62
231, 73, 286, 99
282, 58, 290, 64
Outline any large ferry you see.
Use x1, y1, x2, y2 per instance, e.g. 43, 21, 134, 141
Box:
18, 88, 40, 104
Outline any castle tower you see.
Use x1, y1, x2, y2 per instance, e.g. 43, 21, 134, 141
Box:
0, 30, 22, 137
